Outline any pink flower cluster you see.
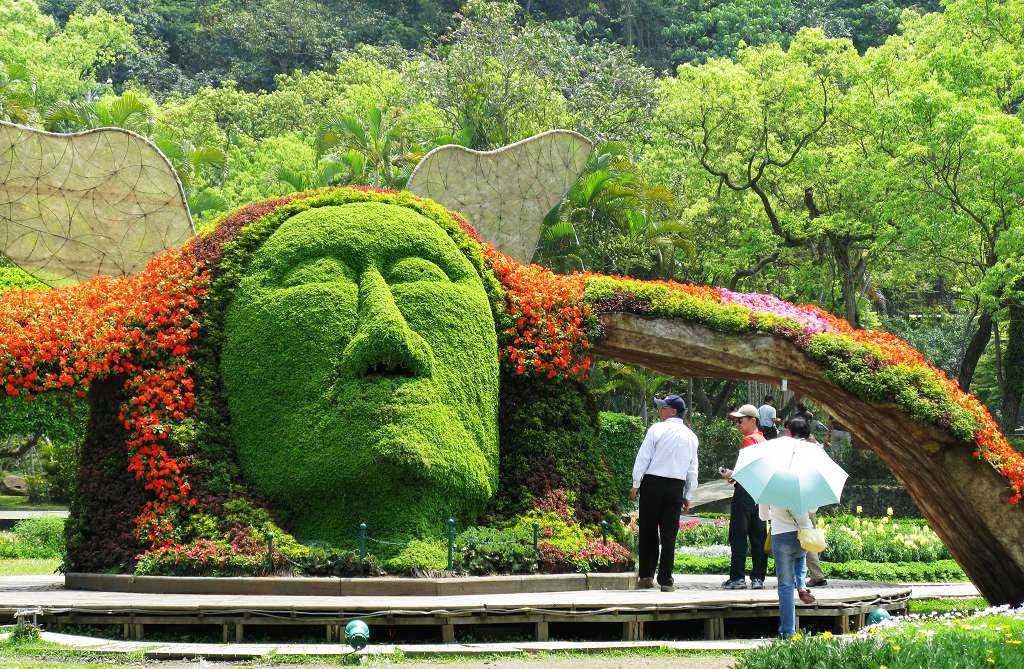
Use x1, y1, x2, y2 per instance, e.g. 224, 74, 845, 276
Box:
719, 290, 841, 334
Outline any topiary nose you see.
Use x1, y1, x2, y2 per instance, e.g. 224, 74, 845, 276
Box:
337, 268, 434, 380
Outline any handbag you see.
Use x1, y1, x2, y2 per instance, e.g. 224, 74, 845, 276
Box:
798, 527, 827, 553
787, 510, 827, 552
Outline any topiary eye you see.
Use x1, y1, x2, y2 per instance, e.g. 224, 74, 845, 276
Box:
279, 257, 353, 287
386, 257, 450, 284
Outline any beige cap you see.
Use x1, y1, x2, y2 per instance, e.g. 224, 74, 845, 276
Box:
729, 404, 759, 419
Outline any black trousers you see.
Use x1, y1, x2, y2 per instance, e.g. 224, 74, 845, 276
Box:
728, 483, 768, 581
638, 474, 685, 585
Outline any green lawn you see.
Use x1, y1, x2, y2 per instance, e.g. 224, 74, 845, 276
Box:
910, 597, 989, 615
0, 494, 68, 511
0, 559, 61, 576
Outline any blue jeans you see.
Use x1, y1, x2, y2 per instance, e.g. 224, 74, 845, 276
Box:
773, 531, 806, 636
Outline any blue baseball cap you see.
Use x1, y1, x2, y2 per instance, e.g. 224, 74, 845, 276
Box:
654, 395, 686, 414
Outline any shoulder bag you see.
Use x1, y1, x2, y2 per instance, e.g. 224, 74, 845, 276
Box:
788, 510, 827, 553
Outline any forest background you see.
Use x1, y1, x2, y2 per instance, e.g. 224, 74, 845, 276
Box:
1, 0, 1023, 456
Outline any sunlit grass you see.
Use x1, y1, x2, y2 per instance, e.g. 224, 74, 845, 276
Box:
0, 495, 67, 511
0, 558, 61, 576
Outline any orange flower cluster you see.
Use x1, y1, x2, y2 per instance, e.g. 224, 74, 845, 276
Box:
0, 250, 208, 545
801, 304, 1021, 498
952, 382, 1024, 505
485, 248, 594, 381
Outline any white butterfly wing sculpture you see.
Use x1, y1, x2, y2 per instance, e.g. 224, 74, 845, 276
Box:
407, 129, 593, 264
0, 121, 194, 287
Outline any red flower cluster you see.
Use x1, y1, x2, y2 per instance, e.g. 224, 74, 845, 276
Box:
576, 536, 633, 569
485, 249, 594, 381
0, 249, 208, 545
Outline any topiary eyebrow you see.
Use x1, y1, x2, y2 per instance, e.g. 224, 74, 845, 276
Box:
260, 240, 473, 285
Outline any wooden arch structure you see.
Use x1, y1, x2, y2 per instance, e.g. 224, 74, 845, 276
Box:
596, 312, 1024, 605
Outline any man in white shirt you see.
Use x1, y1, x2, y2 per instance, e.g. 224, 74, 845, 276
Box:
630, 395, 699, 592
758, 395, 780, 439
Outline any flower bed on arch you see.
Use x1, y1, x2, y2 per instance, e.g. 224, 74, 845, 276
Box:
500, 262, 1023, 505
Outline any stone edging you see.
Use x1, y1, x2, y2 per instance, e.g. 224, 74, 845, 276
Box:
65, 572, 635, 597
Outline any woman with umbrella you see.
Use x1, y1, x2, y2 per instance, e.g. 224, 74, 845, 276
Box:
759, 418, 815, 637
733, 417, 849, 638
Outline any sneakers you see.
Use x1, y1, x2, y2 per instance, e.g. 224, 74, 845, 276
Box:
660, 582, 675, 592
722, 578, 748, 590
751, 578, 765, 590
637, 577, 656, 589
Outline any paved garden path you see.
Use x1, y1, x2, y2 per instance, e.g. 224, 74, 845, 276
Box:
0, 573, 977, 665
0, 630, 754, 663
687, 480, 734, 510
0, 573, 978, 598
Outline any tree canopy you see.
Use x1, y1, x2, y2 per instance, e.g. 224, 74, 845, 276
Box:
1, 0, 1023, 431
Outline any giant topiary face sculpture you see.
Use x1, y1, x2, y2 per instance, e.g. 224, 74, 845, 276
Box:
3, 126, 1023, 603
220, 203, 499, 540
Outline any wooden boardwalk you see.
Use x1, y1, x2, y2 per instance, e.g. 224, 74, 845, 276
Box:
1, 574, 911, 644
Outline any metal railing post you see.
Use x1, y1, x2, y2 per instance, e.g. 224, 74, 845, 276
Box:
447, 518, 456, 571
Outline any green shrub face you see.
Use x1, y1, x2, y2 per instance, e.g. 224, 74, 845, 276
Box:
221, 202, 499, 543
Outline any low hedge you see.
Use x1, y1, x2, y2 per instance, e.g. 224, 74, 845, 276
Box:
673, 554, 967, 582
837, 484, 921, 518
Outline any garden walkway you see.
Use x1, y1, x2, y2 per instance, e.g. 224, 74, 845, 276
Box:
687, 480, 734, 511
0, 573, 979, 597
0, 573, 936, 647
0, 630, 763, 660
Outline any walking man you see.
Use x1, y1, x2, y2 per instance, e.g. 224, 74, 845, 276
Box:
758, 395, 780, 439
630, 395, 699, 592
721, 404, 768, 589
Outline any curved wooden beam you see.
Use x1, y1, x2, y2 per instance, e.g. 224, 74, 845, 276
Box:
596, 312, 1024, 604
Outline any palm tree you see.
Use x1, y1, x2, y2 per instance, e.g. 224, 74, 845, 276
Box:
540, 144, 694, 278
153, 131, 229, 219
592, 360, 672, 423
274, 149, 369, 193
0, 62, 36, 124
44, 90, 155, 135
316, 107, 410, 189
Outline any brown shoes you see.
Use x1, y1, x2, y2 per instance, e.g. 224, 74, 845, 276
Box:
637, 577, 656, 589
797, 589, 817, 604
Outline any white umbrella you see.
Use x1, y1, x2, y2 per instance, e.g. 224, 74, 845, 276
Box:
732, 436, 849, 513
